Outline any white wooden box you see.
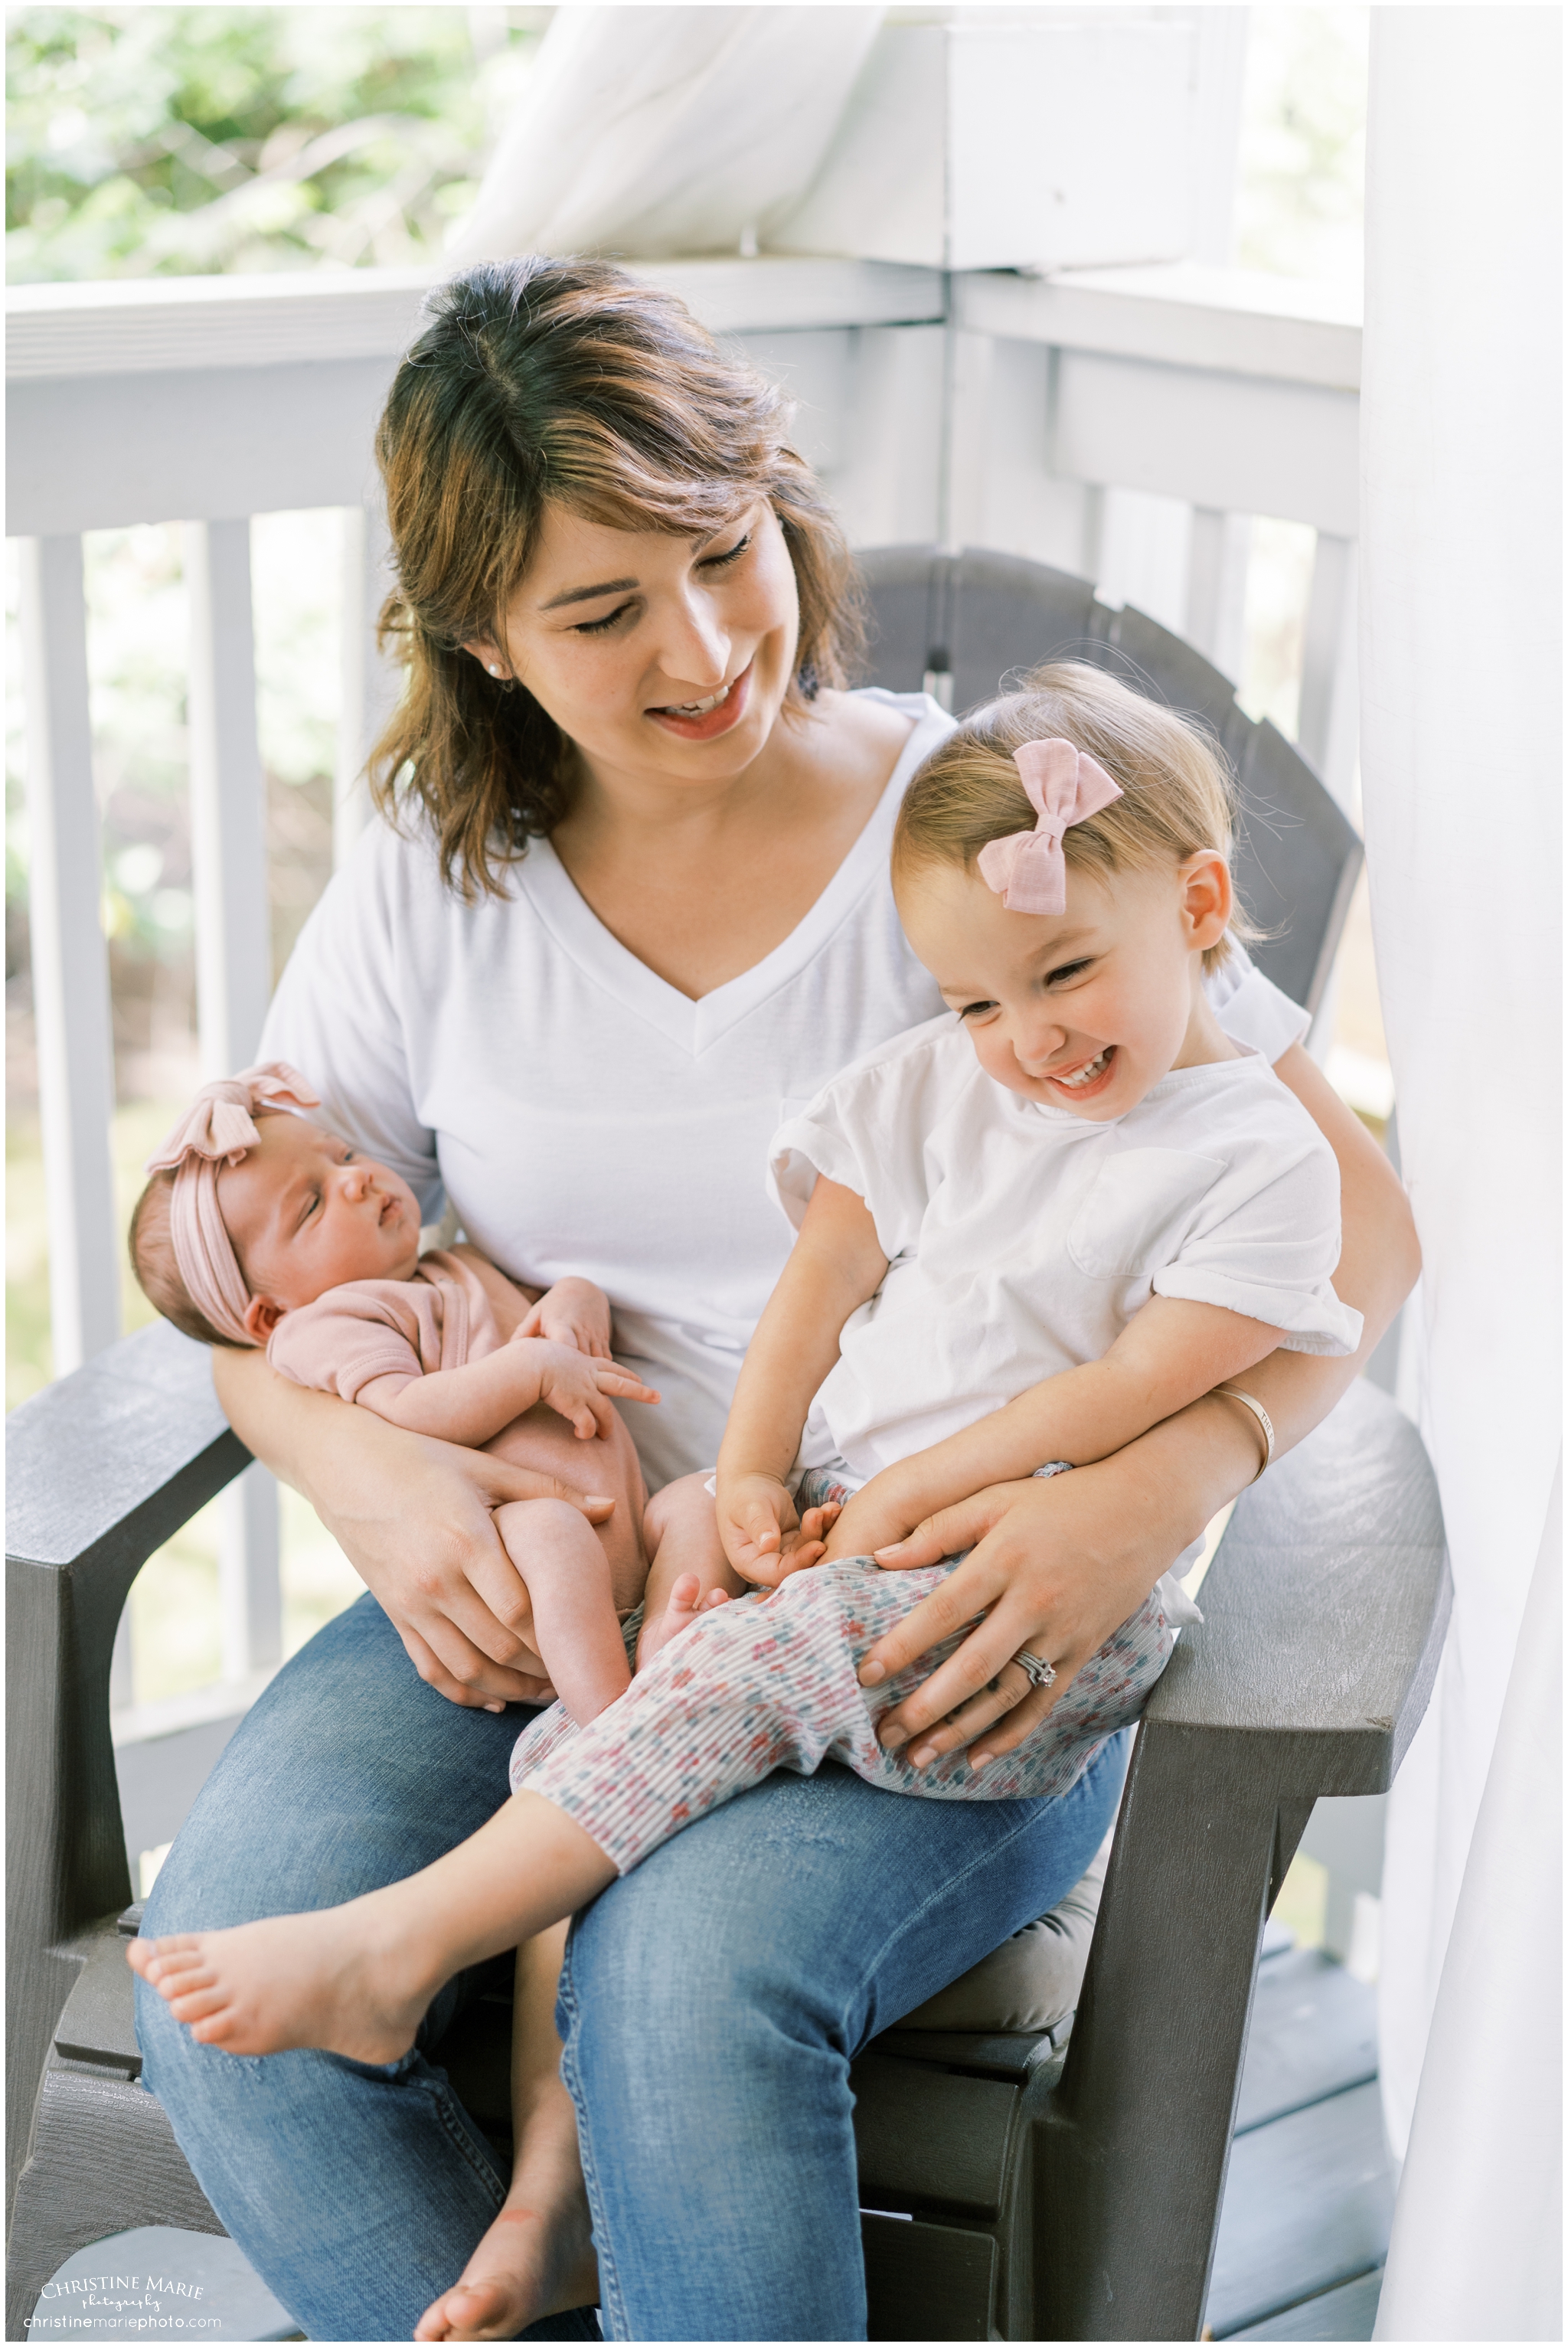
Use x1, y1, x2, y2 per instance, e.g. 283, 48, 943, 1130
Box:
774, 10, 1204, 273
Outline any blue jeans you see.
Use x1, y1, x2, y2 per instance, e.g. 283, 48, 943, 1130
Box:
138, 1590, 1128, 2342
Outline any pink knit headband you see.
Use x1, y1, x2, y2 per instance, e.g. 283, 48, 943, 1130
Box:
976, 738, 1123, 915
145, 1063, 319, 1346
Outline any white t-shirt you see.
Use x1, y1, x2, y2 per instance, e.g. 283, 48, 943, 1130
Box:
769, 1015, 1362, 1490
261, 691, 1312, 1485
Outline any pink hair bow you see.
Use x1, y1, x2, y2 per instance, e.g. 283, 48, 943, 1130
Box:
975, 739, 1123, 916
146, 1063, 320, 1347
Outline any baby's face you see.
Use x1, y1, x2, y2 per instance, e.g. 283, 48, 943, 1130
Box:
897, 853, 1232, 1122
218, 1114, 423, 1322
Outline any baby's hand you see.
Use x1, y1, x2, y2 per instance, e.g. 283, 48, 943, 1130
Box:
717, 1473, 830, 1587
517, 1278, 614, 1360
534, 1343, 659, 1440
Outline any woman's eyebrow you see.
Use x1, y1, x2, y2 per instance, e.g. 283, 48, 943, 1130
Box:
541, 575, 639, 611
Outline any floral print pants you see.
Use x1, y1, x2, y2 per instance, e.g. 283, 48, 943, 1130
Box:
509, 1465, 1176, 1876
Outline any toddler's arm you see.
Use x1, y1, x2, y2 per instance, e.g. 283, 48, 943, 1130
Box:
715, 1175, 889, 1582
358, 1342, 658, 1449
826, 1295, 1282, 1560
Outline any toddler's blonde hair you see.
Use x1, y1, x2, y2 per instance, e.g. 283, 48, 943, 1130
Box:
892, 662, 1256, 973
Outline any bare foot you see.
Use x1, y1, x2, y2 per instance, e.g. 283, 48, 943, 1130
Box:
416, 2075, 597, 2340
126, 1901, 440, 2061
636, 1569, 732, 1665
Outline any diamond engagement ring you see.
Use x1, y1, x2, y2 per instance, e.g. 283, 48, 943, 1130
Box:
1014, 1649, 1057, 1690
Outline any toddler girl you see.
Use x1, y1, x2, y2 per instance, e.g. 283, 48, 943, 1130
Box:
129, 1070, 746, 1721
132, 663, 1362, 2343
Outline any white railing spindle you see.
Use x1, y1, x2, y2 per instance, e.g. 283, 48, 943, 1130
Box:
335, 501, 398, 870
19, 534, 120, 1377
184, 515, 283, 1678
1184, 505, 1250, 681
1298, 530, 1360, 808
185, 517, 272, 1074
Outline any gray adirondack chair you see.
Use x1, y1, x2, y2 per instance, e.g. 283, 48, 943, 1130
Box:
5, 550, 1449, 2343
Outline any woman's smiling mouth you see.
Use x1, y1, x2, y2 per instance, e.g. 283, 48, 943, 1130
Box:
647, 662, 753, 740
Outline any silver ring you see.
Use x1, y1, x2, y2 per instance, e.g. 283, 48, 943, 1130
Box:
1014, 1649, 1057, 1690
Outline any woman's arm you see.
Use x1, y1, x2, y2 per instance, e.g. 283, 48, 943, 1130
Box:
857, 1044, 1419, 1766
212, 1346, 619, 1710
825, 1296, 1283, 1561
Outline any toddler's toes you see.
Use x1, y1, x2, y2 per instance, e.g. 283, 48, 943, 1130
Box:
416, 2277, 514, 2341
126, 1933, 198, 1983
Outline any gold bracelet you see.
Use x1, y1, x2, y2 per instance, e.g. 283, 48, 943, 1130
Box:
1214, 1386, 1275, 1482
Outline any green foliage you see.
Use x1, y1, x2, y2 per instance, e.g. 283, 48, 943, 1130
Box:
6, 5, 545, 280
1235, 7, 1368, 289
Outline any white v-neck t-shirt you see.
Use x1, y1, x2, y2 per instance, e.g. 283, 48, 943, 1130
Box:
261, 691, 1310, 1486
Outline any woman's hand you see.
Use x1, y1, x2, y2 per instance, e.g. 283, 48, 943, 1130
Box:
818, 1467, 923, 1564
330, 1431, 623, 1710
211, 1349, 618, 1711
854, 1404, 1252, 1767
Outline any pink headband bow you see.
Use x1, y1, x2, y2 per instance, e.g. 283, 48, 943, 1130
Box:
976, 739, 1123, 916
145, 1063, 320, 1347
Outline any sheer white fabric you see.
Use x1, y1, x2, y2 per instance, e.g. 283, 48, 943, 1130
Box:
1361, 11, 1563, 2337
448, 5, 883, 264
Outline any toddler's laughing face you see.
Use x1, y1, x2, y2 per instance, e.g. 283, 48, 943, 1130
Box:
896, 852, 1234, 1121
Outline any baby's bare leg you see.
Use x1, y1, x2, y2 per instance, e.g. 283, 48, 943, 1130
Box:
127, 1793, 615, 2064
415, 1923, 598, 2342
637, 1470, 746, 1665
494, 1497, 631, 1727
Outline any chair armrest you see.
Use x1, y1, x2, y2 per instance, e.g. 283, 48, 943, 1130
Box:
1145, 1377, 1449, 1780
5, 1322, 247, 2228
1036, 1378, 1449, 2340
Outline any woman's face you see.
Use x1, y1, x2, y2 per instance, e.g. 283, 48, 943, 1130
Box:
470, 498, 802, 790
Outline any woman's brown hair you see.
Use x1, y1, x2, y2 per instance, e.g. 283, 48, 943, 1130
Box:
371, 255, 864, 898
892, 662, 1256, 972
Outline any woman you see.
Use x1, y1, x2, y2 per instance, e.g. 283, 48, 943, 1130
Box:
136, 257, 1417, 2344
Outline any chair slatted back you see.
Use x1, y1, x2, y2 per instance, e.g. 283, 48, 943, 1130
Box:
856, 545, 1362, 1018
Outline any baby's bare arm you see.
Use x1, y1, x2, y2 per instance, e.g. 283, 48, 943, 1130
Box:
358, 1342, 658, 1448
825, 1297, 1282, 1559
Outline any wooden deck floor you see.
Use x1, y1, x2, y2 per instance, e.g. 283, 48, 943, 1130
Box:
1206, 1923, 1392, 2341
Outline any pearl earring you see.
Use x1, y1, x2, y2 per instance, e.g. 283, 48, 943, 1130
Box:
487, 664, 503, 678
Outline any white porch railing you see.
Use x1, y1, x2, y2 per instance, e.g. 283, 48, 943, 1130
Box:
5, 252, 1364, 1882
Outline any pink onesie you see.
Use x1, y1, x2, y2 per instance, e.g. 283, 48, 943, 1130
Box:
266, 1247, 650, 1607
266, 1246, 526, 1399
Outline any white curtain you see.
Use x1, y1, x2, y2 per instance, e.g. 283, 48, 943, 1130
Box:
449, 5, 883, 263
1359, 11, 1563, 2339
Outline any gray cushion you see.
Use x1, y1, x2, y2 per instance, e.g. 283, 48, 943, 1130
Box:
899, 1830, 1112, 2034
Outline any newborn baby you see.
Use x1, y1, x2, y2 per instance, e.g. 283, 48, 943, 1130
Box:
130, 1064, 742, 1721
